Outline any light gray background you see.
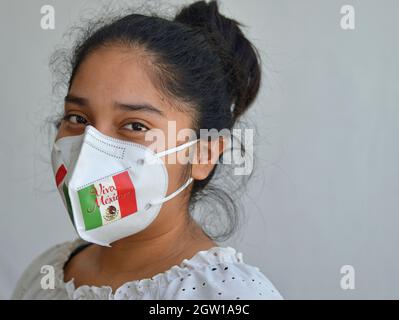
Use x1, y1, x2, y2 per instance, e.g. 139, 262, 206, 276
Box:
1, 0, 398, 299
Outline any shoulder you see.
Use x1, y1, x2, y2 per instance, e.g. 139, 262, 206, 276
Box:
162, 246, 283, 300
11, 238, 86, 299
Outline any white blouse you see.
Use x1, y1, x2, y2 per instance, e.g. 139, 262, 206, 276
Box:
11, 238, 283, 300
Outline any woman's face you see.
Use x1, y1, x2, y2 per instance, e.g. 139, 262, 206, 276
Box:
57, 45, 192, 147
56, 45, 210, 214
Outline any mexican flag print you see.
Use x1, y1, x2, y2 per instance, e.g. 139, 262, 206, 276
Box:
54, 164, 74, 225
77, 170, 138, 231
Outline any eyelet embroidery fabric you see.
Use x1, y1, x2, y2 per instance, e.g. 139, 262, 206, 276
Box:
11, 238, 283, 300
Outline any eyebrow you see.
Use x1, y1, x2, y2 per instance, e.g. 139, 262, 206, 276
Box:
114, 102, 165, 117
64, 94, 89, 106
64, 94, 165, 117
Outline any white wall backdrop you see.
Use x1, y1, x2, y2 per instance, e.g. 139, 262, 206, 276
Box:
1, 0, 398, 299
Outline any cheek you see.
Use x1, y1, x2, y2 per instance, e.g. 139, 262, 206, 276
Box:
55, 121, 85, 140
55, 123, 66, 141
163, 161, 189, 192
55, 123, 73, 141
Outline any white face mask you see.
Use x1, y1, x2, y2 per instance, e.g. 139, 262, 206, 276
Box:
51, 125, 198, 247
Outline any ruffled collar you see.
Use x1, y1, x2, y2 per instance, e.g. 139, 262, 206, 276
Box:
52, 238, 244, 299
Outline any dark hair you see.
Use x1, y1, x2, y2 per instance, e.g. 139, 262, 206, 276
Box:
50, 0, 262, 242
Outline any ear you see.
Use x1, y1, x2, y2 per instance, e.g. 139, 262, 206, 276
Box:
191, 136, 226, 181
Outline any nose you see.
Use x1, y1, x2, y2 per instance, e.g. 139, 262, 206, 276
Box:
84, 124, 116, 139
84, 125, 126, 159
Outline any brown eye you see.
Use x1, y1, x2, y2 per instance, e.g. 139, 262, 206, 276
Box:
64, 114, 88, 125
122, 122, 149, 132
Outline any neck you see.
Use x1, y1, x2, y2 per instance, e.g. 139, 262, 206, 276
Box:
93, 207, 214, 276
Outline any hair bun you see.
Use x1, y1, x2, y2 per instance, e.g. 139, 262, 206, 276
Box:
174, 0, 261, 120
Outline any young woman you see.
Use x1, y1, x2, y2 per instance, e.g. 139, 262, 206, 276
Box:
12, 0, 282, 300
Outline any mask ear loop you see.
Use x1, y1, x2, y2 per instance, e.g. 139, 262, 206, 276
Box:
142, 138, 199, 165
144, 138, 199, 210
146, 176, 194, 209
152, 138, 199, 159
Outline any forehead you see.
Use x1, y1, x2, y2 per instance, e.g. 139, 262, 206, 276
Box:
69, 45, 166, 108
